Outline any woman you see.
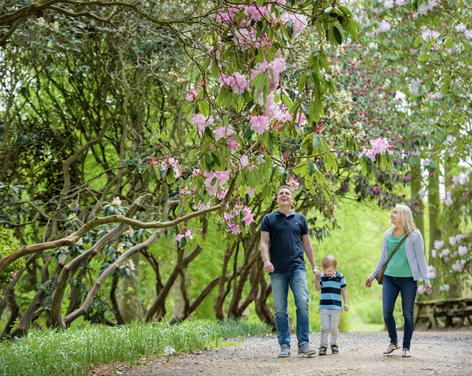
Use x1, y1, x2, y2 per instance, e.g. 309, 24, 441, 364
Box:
365, 204, 432, 358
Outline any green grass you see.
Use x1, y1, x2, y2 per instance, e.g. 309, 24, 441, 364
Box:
0, 320, 270, 376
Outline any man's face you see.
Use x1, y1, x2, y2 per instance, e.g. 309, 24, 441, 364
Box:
277, 188, 293, 207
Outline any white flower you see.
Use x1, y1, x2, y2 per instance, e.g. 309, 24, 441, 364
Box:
452, 260, 465, 272
439, 284, 450, 292
427, 265, 436, 279
440, 248, 450, 258
443, 192, 453, 206
455, 23, 467, 32
163, 346, 176, 356
458, 246, 468, 256
431, 249, 437, 258
449, 236, 457, 246
377, 20, 391, 33
434, 240, 444, 249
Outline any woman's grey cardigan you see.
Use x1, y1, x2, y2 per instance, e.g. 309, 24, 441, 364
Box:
370, 228, 430, 283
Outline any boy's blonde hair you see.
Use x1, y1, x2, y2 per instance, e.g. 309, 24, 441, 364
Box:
321, 255, 337, 269
393, 204, 417, 234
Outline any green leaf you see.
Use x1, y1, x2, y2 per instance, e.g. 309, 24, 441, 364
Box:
333, 25, 343, 44
343, 18, 359, 40
198, 100, 210, 117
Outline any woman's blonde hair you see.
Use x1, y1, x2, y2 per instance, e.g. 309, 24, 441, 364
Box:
393, 204, 416, 233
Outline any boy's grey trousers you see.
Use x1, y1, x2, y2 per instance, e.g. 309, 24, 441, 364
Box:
320, 309, 340, 347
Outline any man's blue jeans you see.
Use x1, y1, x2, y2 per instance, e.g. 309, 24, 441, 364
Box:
382, 275, 418, 350
270, 268, 310, 348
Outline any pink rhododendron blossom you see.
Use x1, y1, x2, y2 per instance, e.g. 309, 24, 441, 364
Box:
363, 137, 392, 161
244, 4, 270, 21
234, 28, 258, 50
295, 111, 307, 126
214, 125, 236, 141
288, 176, 299, 190
192, 114, 214, 135
215, 5, 241, 24
240, 155, 250, 168
250, 115, 270, 134
217, 189, 228, 200
396, 0, 408, 5
227, 137, 240, 152
251, 53, 287, 91
161, 156, 179, 171
203, 170, 231, 196
149, 156, 158, 165
185, 89, 198, 102
175, 229, 193, 243
192, 168, 201, 177
229, 223, 241, 234
274, 105, 292, 123
219, 72, 249, 94
246, 186, 255, 195
197, 202, 209, 211
243, 206, 254, 225
280, 12, 308, 39
458, 246, 468, 256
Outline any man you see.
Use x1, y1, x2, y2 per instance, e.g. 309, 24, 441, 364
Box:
260, 185, 318, 358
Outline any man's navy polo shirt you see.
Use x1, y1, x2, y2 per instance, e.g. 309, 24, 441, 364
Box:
260, 210, 308, 273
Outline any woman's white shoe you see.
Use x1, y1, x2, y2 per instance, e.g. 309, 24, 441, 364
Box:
402, 349, 412, 358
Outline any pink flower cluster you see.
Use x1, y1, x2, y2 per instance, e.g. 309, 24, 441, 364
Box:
251, 54, 287, 92
175, 229, 192, 243
362, 137, 392, 161
224, 203, 254, 234
280, 12, 308, 39
161, 156, 179, 171
185, 89, 198, 102
250, 115, 270, 134
214, 125, 235, 141
192, 114, 214, 135
219, 72, 249, 94
288, 176, 300, 191
204, 170, 231, 197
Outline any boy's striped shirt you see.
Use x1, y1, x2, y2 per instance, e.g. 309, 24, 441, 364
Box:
319, 271, 346, 311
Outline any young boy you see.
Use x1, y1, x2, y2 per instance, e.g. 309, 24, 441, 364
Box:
315, 255, 348, 355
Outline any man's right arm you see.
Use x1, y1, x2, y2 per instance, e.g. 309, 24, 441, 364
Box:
261, 231, 274, 273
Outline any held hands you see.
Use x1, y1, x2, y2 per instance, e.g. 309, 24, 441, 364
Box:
263, 260, 274, 273
365, 277, 374, 288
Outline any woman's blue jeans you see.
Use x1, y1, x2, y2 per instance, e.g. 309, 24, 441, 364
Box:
270, 268, 310, 348
382, 275, 418, 350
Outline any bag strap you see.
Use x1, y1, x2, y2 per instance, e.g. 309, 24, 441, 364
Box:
384, 232, 409, 266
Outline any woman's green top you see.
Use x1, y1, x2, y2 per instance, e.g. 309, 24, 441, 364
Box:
384, 233, 412, 277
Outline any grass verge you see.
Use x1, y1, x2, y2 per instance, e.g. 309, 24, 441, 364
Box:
0, 319, 270, 376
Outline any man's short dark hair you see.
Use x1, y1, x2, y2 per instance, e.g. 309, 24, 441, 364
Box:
278, 185, 292, 194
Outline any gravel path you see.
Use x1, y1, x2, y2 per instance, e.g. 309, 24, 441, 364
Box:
114, 331, 472, 376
